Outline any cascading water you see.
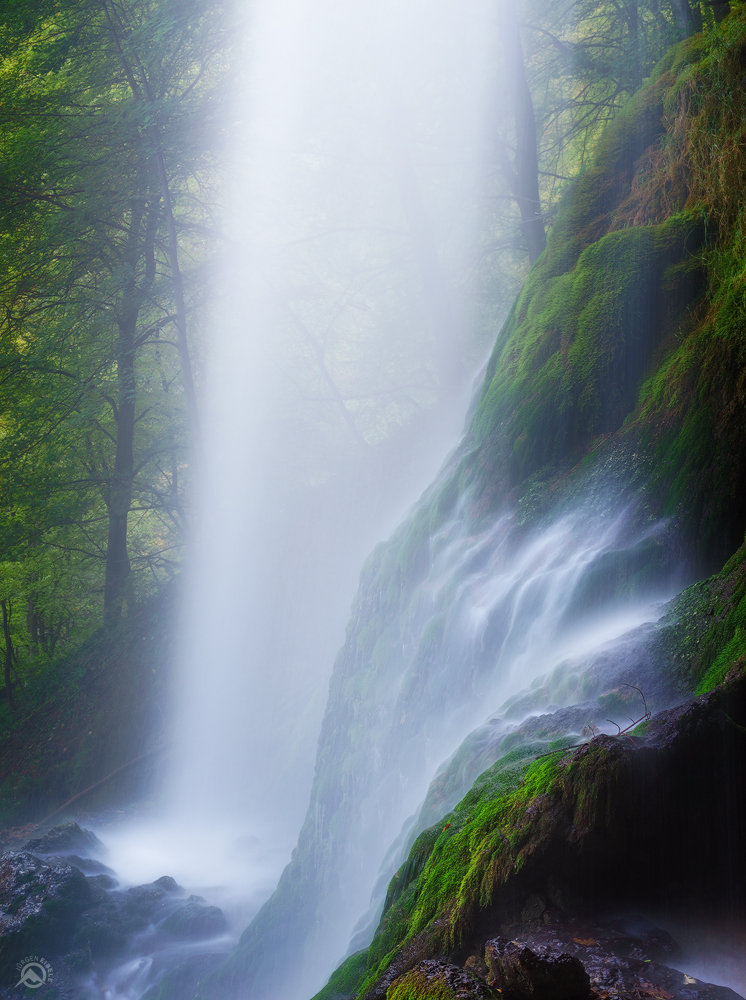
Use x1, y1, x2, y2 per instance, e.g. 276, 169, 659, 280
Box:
258, 488, 687, 999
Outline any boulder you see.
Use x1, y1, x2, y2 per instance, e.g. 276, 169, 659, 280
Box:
23, 822, 104, 858
484, 938, 591, 1000
160, 895, 227, 940
0, 851, 92, 979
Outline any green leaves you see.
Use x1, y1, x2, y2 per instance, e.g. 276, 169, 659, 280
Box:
0, 0, 227, 645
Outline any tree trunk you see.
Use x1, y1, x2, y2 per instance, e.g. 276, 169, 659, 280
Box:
2, 600, 15, 712
99, 0, 200, 445
104, 305, 136, 621
711, 0, 730, 23
500, 0, 546, 264
671, 0, 702, 37
625, 0, 642, 91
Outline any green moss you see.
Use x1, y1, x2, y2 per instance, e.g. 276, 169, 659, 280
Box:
386, 964, 499, 1000
473, 211, 703, 488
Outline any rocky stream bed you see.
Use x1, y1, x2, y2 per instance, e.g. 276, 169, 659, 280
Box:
0, 818, 743, 1000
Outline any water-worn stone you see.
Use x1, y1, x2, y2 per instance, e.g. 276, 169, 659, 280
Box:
73, 874, 184, 959
0, 851, 92, 979
23, 822, 104, 858
160, 895, 227, 939
484, 937, 591, 1000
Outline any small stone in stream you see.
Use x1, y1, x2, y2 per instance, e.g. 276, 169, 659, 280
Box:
160, 896, 227, 939
23, 821, 104, 858
484, 937, 591, 1000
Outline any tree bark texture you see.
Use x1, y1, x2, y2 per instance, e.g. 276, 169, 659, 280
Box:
500, 0, 547, 264
2, 600, 15, 711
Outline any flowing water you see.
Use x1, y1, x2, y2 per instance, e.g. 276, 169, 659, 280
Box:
84, 496, 682, 1000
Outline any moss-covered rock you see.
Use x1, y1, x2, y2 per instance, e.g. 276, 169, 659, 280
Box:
356, 672, 745, 998
385, 960, 500, 1000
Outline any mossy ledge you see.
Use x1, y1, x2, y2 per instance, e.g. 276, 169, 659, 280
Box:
352, 670, 745, 1000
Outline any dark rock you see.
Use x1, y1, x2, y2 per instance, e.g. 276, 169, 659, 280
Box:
0, 851, 92, 979
484, 937, 591, 1000
492, 920, 744, 1000
464, 954, 490, 980
605, 916, 680, 961
116, 877, 182, 926
160, 895, 227, 939
152, 875, 181, 893
23, 822, 104, 858
72, 875, 183, 959
37, 852, 115, 876
87, 872, 119, 890
389, 959, 502, 998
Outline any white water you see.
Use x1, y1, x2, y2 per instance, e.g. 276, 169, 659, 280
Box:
89, 0, 507, 991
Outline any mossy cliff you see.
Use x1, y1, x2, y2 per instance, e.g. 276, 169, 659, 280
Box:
327, 671, 746, 1000
200, 16, 746, 1000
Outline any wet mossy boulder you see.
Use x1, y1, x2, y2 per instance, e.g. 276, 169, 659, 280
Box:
357, 674, 745, 997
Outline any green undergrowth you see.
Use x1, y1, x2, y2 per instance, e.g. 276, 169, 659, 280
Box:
0, 586, 175, 827
385, 964, 500, 1000
692, 540, 746, 692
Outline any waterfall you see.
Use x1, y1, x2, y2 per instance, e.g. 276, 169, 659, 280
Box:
278, 492, 685, 997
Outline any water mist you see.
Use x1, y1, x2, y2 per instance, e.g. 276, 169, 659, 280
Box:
93, 0, 506, 969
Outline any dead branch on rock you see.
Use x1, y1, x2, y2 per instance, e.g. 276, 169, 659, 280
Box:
535, 686, 651, 760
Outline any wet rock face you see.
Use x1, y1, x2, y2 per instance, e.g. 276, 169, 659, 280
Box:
0, 823, 228, 999
23, 821, 104, 858
388, 959, 502, 999
484, 937, 591, 1000
0, 851, 92, 978
486, 920, 743, 1000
